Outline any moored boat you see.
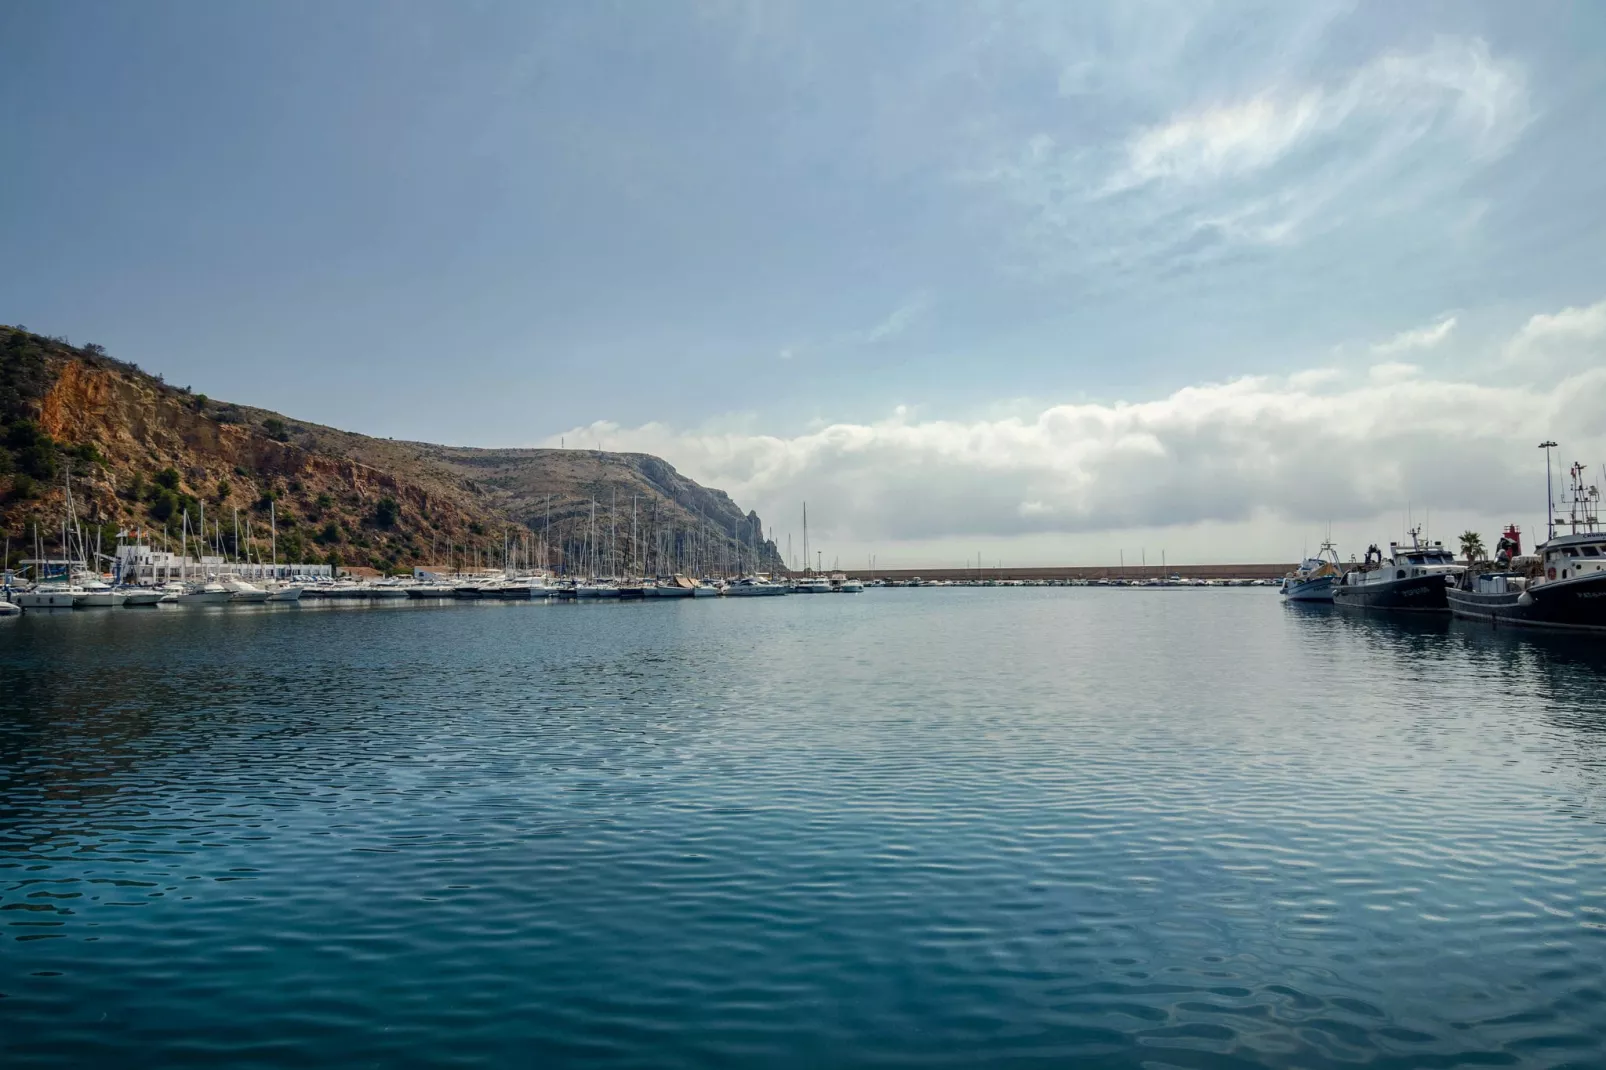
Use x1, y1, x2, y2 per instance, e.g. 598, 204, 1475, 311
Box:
1450, 465, 1606, 632
1332, 527, 1460, 612
221, 576, 271, 603
1280, 540, 1342, 602
176, 580, 232, 604
14, 582, 83, 609
725, 577, 788, 596
73, 575, 124, 607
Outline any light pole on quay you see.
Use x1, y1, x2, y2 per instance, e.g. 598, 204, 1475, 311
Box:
1539, 440, 1557, 541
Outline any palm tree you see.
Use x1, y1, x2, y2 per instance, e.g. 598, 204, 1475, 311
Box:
1459, 530, 1485, 564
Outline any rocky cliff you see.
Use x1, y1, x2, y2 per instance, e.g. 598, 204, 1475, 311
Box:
0, 326, 784, 576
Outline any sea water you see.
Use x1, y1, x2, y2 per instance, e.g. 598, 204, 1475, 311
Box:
2, 590, 1603, 1066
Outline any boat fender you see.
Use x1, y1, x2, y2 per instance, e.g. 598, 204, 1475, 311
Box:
1518, 591, 1535, 607
1547, 567, 1556, 580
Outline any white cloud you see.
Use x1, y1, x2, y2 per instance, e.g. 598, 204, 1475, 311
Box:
842, 292, 931, 345
1372, 316, 1457, 355
1107, 38, 1527, 196
1106, 92, 1326, 192
978, 37, 1531, 273
1506, 299, 1606, 357
553, 298, 1606, 564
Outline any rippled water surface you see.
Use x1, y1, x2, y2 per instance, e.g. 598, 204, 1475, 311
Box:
2, 590, 1605, 1067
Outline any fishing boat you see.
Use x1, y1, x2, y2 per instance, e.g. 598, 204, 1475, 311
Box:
1279, 540, 1342, 602
1450, 464, 1606, 632
1331, 526, 1460, 612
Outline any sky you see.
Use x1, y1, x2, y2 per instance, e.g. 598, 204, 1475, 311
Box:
4, 1, 1606, 567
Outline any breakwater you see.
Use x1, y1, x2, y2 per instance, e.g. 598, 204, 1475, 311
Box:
844, 562, 1294, 583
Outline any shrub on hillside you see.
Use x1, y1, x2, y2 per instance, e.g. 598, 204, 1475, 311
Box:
149, 490, 180, 522
374, 496, 400, 528
154, 467, 181, 491
17, 445, 56, 481
262, 418, 290, 442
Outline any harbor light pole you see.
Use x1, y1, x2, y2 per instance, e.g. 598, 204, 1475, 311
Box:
1539, 440, 1557, 541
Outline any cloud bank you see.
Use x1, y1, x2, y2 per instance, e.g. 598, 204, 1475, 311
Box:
551, 300, 1606, 562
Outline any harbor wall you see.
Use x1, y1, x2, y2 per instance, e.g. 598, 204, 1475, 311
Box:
833, 563, 1295, 582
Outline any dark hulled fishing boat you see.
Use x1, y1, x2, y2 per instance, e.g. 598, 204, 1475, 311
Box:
1450, 463, 1606, 633
1331, 527, 1461, 612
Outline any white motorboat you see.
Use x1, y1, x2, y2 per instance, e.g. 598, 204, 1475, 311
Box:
791, 575, 833, 594
725, 577, 789, 596
74, 576, 124, 608
831, 573, 865, 593
266, 584, 304, 602
575, 582, 620, 599
691, 580, 722, 597
176, 581, 232, 604
15, 582, 83, 609
0, 599, 20, 615
221, 576, 271, 603
118, 587, 166, 607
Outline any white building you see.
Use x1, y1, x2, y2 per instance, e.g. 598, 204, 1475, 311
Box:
112, 542, 332, 584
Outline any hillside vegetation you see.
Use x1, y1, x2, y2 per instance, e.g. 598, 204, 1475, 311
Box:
0, 326, 784, 575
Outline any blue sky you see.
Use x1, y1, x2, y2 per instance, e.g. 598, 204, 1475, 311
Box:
5, 2, 1606, 564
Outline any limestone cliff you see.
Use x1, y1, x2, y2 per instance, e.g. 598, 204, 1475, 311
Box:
0, 326, 784, 575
